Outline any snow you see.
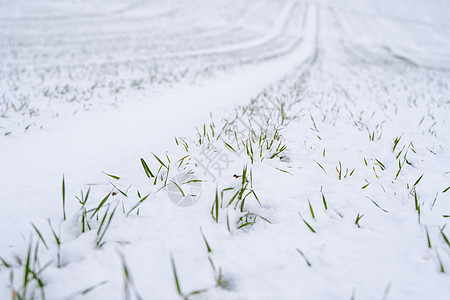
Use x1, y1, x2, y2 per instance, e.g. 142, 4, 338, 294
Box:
0, 0, 449, 299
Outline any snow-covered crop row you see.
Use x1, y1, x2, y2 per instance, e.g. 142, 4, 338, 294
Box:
0, 0, 308, 136
1, 0, 449, 299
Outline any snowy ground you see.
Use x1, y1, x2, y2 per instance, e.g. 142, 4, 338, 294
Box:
1, 0, 449, 299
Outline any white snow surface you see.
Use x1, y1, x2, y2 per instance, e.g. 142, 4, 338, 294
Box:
0, 0, 450, 299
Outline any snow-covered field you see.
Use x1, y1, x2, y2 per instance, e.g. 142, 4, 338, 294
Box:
1, 0, 449, 299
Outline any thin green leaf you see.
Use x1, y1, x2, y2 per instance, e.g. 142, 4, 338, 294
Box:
31, 223, 48, 250
62, 175, 66, 221
140, 158, 154, 178
308, 200, 315, 219
414, 174, 424, 187
79, 281, 108, 295
425, 226, 432, 248
322, 192, 327, 210
153, 153, 168, 169
200, 227, 212, 253
103, 172, 120, 180
90, 193, 111, 219
296, 248, 312, 267
170, 255, 182, 296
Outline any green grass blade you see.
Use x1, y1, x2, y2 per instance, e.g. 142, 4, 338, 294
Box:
414, 174, 424, 187
314, 160, 327, 174
79, 281, 107, 295
170, 254, 182, 296
153, 153, 168, 169
425, 226, 432, 248
296, 248, 312, 267
140, 158, 154, 178
0, 256, 11, 268
23, 241, 32, 298
171, 181, 185, 197
127, 193, 150, 216
90, 193, 111, 219
308, 200, 315, 219
47, 220, 60, 245
62, 175, 66, 221
299, 213, 316, 233
200, 227, 212, 253
375, 159, 385, 170
322, 192, 328, 210
102, 172, 120, 180
31, 223, 48, 250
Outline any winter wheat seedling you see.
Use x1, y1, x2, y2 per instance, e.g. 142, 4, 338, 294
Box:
393, 135, 402, 152
48, 220, 61, 268
140, 158, 155, 178
127, 193, 150, 216
19, 240, 47, 300
395, 159, 402, 180
435, 250, 445, 273
62, 175, 66, 221
296, 248, 312, 267
208, 256, 229, 289
170, 254, 206, 299
425, 226, 432, 248
314, 160, 327, 174
308, 200, 315, 219
413, 188, 421, 223
336, 161, 342, 180
211, 187, 219, 223
440, 226, 450, 249
110, 181, 128, 197
74, 280, 107, 297
200, 227, 212, 253
361, 180, 370, 189
237, 212, 270, 229
355, 213, 364, 228
103, 172, 120, 180
31, 223, 48, 250
413, 174, 424, 187
153, 153, 168, 169
367, 198, 388, 213
299, 213, 316, 233
0, 256, 11, 269
96, 203, 118, 248
118, 251, 143, 300
321, 188, 328, 210
90, 192, 112, 219
375, 159, 385, 170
